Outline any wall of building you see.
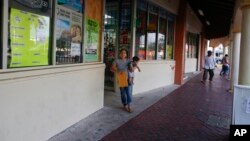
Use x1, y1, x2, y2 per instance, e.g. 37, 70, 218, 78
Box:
184, 58, 197, 73
133, 61, 175, 94
0, 0, 105, 141
0, 64, 105, 141
186, 4, 202, 34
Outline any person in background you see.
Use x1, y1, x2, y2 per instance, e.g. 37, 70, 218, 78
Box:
220, 54, 229, 77
201, 50, 217, 84
110, 49, 132, 113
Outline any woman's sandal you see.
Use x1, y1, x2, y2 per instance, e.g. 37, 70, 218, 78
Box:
127, 106, 132, 113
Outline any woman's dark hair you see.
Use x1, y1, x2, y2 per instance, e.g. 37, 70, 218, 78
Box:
119, 48, 128, 54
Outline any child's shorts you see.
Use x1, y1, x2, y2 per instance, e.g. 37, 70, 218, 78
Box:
128, 71, 134, 78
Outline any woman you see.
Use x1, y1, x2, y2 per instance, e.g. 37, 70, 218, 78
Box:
111, 49, 132, 113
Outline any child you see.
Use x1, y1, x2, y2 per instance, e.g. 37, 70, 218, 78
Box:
128, 56, 141, 85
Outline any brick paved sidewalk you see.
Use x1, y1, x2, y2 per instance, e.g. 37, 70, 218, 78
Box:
101, 72, 232, 141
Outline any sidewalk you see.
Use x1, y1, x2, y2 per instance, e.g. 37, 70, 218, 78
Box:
48, 81, 180, 141
49, 70, 232, 141
101, 70, 232, 141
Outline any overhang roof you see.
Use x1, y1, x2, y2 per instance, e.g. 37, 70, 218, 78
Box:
209, 36, 230, 47
187, 0, 235, 39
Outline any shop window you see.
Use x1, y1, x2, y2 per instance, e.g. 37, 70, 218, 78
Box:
104, 1, 119, 89
136, 0, 176, 61
135, 0, 147, 60
119, 0, 131, 56
146, 5, 158, 60
186, 32, 199, 58
55, 0, 84, 64
8, 0, 52, 68
166, 17, 175, 60
157, 10, 167, 60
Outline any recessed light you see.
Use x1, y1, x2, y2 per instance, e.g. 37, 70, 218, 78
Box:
198, 9, 204, 16
206, 21, 210, 25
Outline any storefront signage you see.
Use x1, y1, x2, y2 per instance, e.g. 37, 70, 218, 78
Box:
9, 8, 50, 67
85, 18, 99, 62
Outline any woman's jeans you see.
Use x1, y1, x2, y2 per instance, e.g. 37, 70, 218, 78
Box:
120, 84, 132, 106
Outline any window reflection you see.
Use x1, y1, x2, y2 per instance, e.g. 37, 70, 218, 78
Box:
147, 12, 157, 60
158, 16, 166, 60
136, 1, 147, 60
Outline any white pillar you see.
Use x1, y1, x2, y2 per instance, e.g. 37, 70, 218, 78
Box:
239, 2, 250, 86
228, 42, 233, 80
231, 33, 241, 88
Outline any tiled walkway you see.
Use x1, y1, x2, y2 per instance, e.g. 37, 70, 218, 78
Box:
101, 71, 233, 141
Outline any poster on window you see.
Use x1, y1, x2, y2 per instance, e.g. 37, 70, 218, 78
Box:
56, 5, 82, 58
9, 8, 50, 68
57, 0, 83, 13
85, 18, 99, 62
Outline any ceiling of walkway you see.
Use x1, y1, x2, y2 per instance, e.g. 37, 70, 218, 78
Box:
187, 0, 235, 39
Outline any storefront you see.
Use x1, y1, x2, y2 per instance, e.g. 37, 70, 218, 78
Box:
0, 0, 104, 141
104, 0, 132, 90
0, 0, 205, 140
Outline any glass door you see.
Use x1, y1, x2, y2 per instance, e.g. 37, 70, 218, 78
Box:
104, 0, 119, 90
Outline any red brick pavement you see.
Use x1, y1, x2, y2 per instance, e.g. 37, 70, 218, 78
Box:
101, 72, 232, 141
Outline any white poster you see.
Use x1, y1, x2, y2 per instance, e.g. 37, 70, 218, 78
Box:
70, 43, 81, 56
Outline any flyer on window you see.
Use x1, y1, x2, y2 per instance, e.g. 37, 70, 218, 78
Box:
9, 8, 50, 67
85, 18, 99, 62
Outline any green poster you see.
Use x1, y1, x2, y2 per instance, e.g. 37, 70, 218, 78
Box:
85, 18, 99, 62
9, 8, 50, 68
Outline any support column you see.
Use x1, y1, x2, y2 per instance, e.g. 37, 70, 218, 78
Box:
228, 41, 233, 80
199, 36, 205, 71
174, 0, 187, 85
239, 1, 250, 86
230, 33, 241, 90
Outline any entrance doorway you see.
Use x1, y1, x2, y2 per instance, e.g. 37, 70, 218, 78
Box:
104, 0, 132, 91
104, 1, 119, 91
